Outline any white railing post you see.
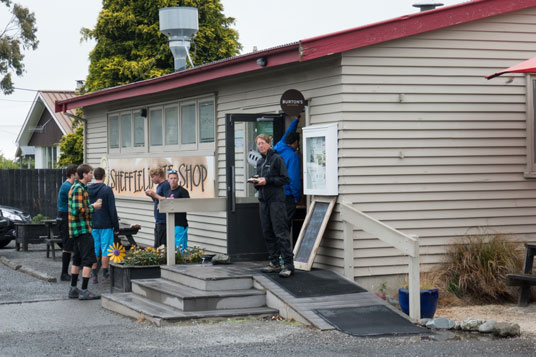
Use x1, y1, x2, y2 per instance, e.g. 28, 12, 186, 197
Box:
408, 238, 420, 321
166, 212, 175, 265
343, 221, 355, 279
340, 203, 422, 321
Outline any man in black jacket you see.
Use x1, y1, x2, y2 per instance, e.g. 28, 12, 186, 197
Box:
253, 134, 294, 278
88, 167, 119, 283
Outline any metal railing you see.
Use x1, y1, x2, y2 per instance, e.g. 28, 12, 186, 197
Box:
340, 202, 421, 320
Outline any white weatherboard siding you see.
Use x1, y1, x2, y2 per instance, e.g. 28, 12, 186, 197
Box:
338, 8, 536, 279
83, 57, 342, 254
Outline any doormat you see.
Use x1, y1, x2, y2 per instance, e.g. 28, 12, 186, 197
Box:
263, 268, 366, 298
315, 305, 427, 337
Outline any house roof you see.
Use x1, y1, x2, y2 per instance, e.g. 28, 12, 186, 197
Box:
55, 0, 536, 113
17, 90, 77, 148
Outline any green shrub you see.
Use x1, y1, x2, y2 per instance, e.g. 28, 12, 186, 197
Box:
31, 213, 49, 224
438, 229, 523, 304
123, 246, 165, 266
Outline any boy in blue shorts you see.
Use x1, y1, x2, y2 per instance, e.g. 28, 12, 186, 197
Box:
146, 169, 189, 250
88, 167, 119, 283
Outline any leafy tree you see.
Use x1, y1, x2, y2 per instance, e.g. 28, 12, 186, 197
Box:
81, 0, 241, 93
0, 150, 18, 168
0, 0, 38, 94
57, 125, 83, 167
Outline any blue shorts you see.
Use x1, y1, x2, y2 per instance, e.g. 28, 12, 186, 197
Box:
175, 226, 188, 251
92, 228, 114, 257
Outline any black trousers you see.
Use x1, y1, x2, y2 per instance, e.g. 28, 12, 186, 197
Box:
154, 223, 167, 248
285, 195, 296, 233
259, 200, 294, 269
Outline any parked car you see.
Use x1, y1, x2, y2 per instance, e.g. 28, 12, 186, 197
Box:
0, 205, 32, 248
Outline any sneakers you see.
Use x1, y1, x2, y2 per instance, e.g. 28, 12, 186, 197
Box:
91, 275, 98, 284
78, 289, 100, 300
60, 273, 72, 282
68, 286, 80, 299
102, 273, 110, 283
279, 267, 294, 278
261, 262, 282, 273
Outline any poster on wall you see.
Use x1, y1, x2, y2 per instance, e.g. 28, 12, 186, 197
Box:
302, 123, 338, 196
101, 156, 215, 198
305, 136, 327, 191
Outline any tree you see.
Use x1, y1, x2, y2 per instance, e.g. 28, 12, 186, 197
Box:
81, 0, 241, 93
57, 125, 83, 167
0, 0, 38, 94
0, 150, 18, 168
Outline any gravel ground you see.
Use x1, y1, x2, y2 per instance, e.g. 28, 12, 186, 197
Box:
2, 241, 536, 356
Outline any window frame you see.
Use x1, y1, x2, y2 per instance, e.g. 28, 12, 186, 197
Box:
526, 75, 536, 178
107, 108, 148, 154
107, 95, 216, 155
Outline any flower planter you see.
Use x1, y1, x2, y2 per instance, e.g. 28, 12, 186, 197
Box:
110, 262, 161, 293
15, 223, 48, 251
398, 288, 439, 319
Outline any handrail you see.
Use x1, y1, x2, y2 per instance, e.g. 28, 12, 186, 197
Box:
340, 202, 421, 321
158, 198, 227, 265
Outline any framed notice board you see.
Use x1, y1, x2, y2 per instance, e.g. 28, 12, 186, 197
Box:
293, 196, 336, 271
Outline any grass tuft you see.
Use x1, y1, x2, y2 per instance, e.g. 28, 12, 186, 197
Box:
432, 228, 524, 305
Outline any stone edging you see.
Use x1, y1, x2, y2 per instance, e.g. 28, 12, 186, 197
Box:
0, 256, 56, 283
419, 317, 521, 337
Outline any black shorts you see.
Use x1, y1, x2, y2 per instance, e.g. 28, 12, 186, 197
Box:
72, 233, 97, 268
57, 212, 74, 252
154, 223, 167, 248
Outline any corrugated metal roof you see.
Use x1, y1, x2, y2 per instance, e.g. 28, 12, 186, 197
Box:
40, 90, 77, 134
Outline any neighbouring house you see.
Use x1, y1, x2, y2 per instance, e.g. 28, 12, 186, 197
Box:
16, 90, 77, 168
55, 0, 536, 289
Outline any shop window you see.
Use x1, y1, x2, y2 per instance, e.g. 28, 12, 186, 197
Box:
120, 113, 132, 148
108, 110, 146, 153
107, 95, 215, 154
150, 108, 163, 147
165, 106, 179, 145
181, 103, 196, 145
134, 112, 145, 147
199, 100, 215, 143
109, 115, 119, 149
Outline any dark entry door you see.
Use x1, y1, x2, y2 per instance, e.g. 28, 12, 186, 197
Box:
226, 113, 284, 261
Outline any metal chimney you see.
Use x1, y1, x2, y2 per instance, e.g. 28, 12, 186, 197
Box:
159, 7, 199, 71
412, 2, 444, 11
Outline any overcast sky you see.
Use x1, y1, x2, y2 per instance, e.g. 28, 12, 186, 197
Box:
0, 0, 468, 160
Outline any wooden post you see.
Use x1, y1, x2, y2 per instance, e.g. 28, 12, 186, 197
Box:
166, 212, 175, 265
343, 221, 354, 279
408, 238, 420, 321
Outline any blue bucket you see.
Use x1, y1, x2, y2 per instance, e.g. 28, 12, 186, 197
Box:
398, 288, 438, 319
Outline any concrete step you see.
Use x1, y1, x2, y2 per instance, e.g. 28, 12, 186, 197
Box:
102, 293, 278, 327
132, 278, 267, 311
161, 264, 256, 291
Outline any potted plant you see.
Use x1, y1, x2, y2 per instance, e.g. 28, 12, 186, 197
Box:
398, 280, 439, 319
15, 213, 51, 251
109, 244, 206, 293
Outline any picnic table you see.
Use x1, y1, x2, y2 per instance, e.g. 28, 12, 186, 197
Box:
506, 243, 536, 306
43, 220, 140, 260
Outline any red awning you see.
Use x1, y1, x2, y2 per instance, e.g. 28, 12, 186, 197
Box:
486, 56, 536, 79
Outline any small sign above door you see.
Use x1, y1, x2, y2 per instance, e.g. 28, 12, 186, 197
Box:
280, 89, 306, 116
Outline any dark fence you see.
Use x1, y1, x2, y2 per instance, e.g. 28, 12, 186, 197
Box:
0, 169, 65, 218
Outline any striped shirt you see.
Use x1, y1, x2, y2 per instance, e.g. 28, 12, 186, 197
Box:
68, 181, 94, 238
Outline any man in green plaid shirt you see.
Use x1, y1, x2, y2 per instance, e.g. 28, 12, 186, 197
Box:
67, 164, 102, 300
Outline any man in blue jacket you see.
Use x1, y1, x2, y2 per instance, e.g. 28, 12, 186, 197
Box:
273, 116, 301, 232
57, 164, 78, 281
88, 167, 119, 283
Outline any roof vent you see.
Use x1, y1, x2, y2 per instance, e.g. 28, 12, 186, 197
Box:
412, 2, 444, 11
159, 7, 199, 71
